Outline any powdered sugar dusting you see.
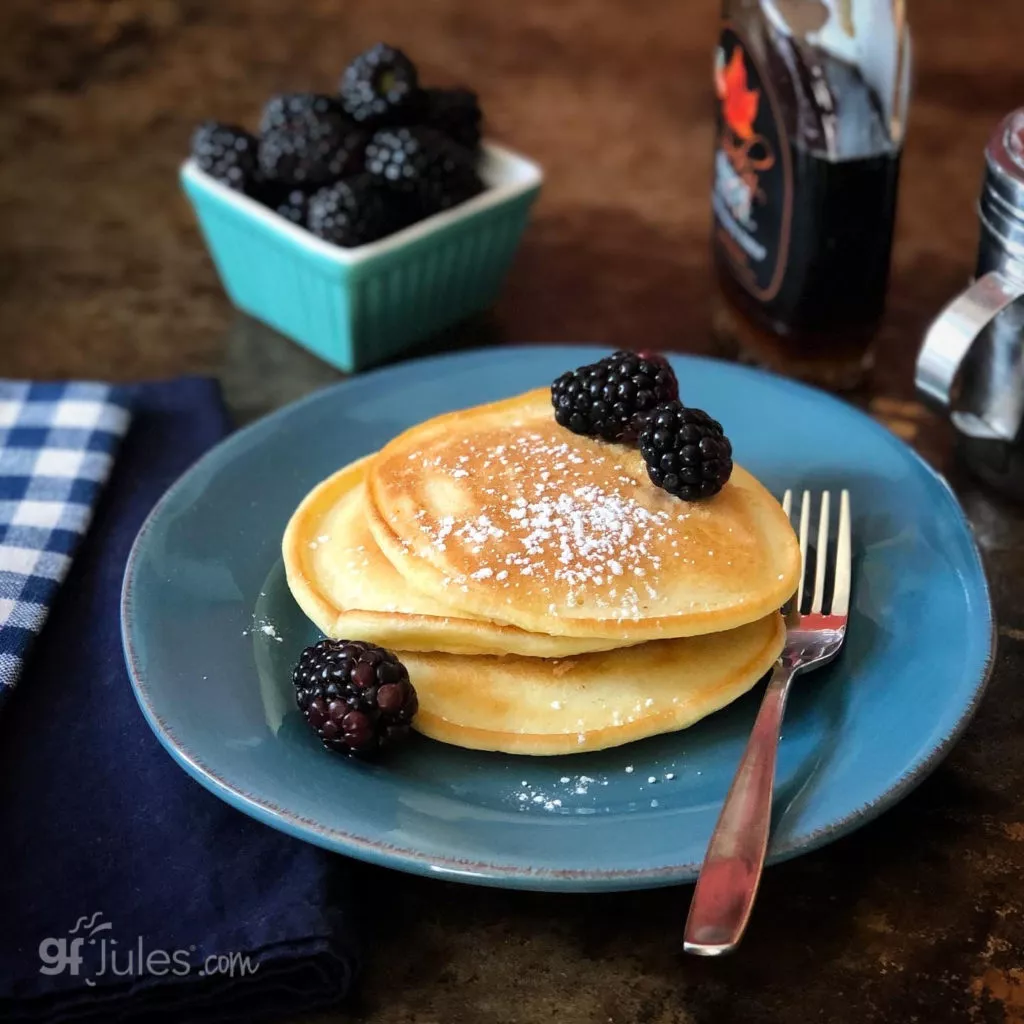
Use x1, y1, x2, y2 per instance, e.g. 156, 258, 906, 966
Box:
510, 773, 610, 812
403, 429, 698, 619
243, 616, 284, 643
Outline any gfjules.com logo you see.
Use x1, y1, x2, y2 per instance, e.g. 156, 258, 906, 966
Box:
39, 912, 259, 986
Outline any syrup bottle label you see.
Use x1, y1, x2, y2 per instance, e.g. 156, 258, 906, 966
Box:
712, 28, 793, 301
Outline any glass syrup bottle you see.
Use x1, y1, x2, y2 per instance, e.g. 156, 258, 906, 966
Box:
710, 0, 910, 390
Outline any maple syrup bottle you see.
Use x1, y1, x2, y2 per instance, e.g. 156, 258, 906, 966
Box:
710, 0, 910, 390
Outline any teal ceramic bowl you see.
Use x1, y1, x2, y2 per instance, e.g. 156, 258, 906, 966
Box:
181, 142, 543, 372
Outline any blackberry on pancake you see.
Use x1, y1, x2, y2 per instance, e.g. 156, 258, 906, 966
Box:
551, 351, 680, 443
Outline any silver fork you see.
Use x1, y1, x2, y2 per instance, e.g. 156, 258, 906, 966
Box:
683, 489, 852, 956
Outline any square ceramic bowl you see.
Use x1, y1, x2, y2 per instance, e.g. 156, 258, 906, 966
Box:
181, 142, 543, 372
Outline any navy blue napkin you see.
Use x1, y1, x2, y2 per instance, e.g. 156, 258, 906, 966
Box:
0, 378, 359, 1022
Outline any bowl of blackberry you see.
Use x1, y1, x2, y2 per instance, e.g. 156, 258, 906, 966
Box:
182, 43, 542, 372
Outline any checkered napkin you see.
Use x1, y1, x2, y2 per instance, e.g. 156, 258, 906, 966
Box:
0, 382, 131, 703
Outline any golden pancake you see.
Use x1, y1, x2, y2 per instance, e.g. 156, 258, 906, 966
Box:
282, 457, 627, 657
366, 388, 800, 641
403, 612, 785, 754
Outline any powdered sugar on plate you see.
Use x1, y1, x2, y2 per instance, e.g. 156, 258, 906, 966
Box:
506, 767, 686, 813
510, 773, 611, 812
242, 616, 284, 643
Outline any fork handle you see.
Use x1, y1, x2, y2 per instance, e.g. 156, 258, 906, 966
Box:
683, 659, 797, 956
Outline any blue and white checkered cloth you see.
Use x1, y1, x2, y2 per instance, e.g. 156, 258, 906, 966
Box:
0, 382, 131, 704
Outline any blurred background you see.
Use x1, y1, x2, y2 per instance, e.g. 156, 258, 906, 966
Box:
2, 1, 1018, 410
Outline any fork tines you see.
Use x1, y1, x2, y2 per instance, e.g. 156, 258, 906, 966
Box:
782, 489, 851, 618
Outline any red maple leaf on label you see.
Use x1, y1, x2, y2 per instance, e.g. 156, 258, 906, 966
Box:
716, 47, 759, 140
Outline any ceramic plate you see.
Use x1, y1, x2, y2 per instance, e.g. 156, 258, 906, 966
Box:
121, 347, 994, 891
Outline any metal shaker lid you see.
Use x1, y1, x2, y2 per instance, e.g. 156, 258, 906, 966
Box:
980, 109, 1024, 259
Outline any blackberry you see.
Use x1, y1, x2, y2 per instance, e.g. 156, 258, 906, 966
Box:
258, 101, 367, 186
293, 639, 418, 757
339, 43, 421, 126
551, 351, 680, 443
259, 92, 343, 134
638, 402, 733, 501
271, 187, 310, 226
365, 126, 483, 214
307, 176, 393, 247
637, 350, 674, 374
421, 87, 482, 149
191, 121, 259, 192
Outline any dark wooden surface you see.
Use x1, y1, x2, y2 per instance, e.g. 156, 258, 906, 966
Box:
4, 3, 1024, 1022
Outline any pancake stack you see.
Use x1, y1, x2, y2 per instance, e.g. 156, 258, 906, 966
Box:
283, 387, 800, 754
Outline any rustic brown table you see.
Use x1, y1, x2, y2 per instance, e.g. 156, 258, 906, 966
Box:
3, 2, 1024, 1021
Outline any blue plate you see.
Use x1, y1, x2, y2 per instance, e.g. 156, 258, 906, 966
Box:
121, 347, 994, 891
